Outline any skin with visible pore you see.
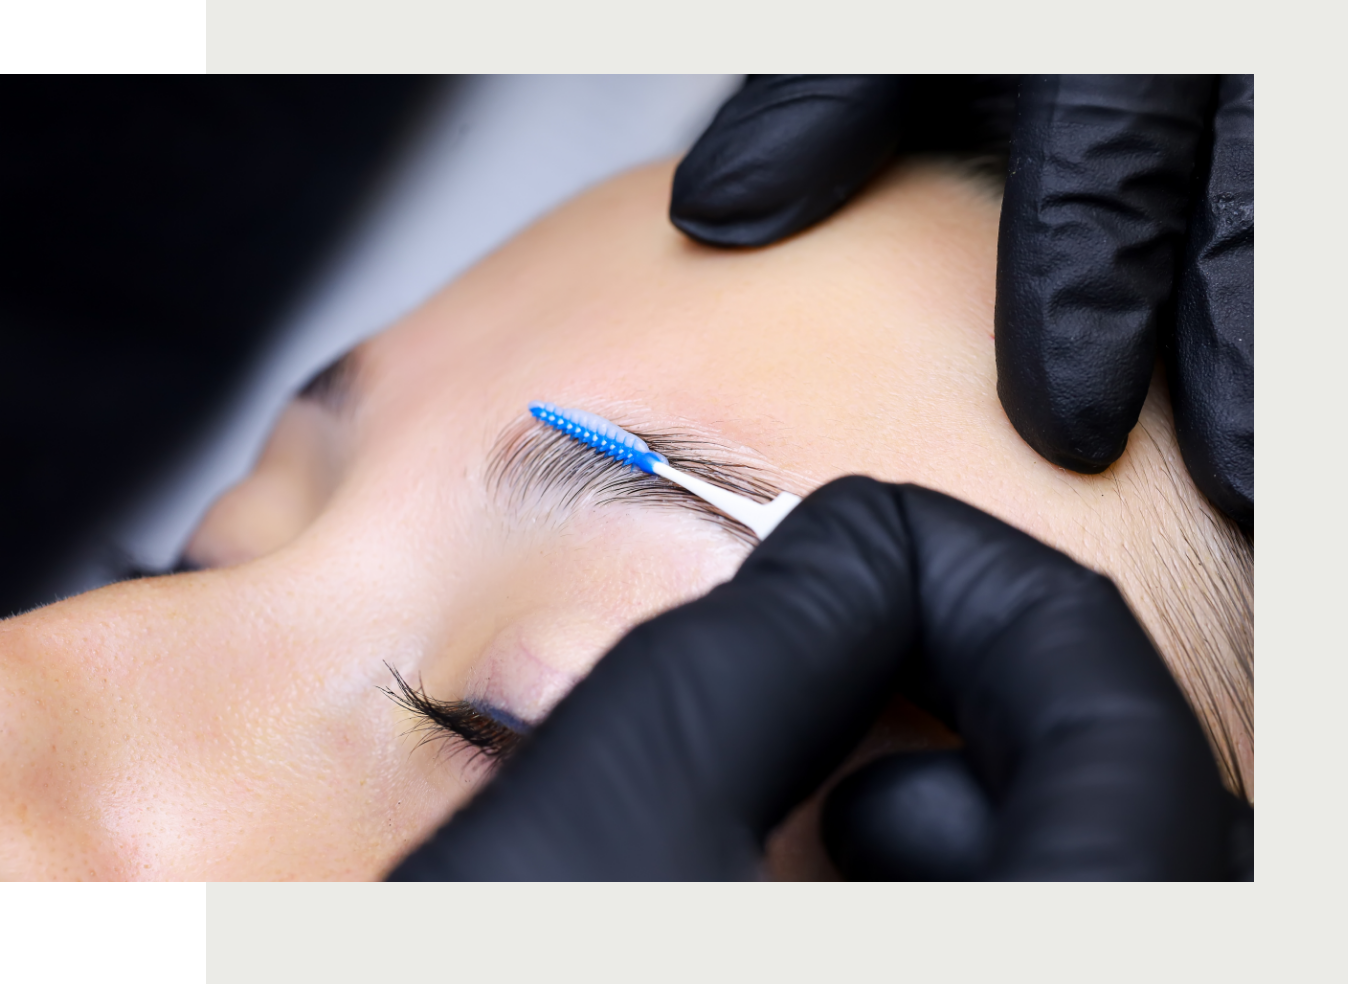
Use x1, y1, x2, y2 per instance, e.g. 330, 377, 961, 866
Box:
0, 160, 1251, 880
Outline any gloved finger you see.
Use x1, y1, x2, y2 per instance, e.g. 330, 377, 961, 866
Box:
996, 75, 1217, 474
1168, 74, 1254, 532
821, 750, 994, 880
896, 74, 1019, 159
1225, 790, 1253, 881
391, 478, 1228, 881
898, 484, 1230, 879
671, 75, 907, 247
670, 75, 1018, 249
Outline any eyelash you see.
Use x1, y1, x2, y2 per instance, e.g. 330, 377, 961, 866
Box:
381, 665, 525, 762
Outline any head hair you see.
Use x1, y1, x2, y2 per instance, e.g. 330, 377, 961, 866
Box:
1112, 403, 1253, 801
933, 150, 1253, 801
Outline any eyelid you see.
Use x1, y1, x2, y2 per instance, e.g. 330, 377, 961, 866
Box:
472, 701, 532, 736
381, 665, 526, 761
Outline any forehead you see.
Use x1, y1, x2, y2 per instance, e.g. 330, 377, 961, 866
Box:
340, 160, 1231, 675
349, 159, 1003, 494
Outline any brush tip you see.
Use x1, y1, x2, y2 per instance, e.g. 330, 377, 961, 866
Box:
528, 402, 667, 474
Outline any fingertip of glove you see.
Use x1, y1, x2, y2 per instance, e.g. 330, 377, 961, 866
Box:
800, 474, 892, 507
1225, 793, 1253, 881
1005, 426, 1127, 475
995, 374, 1130, 474
669, 157, 844, 248
669, 75, 909, 249
821, 751, 994, 881
1197, 475, 1253, 535
1034, 442, 1120, 476
745, 476, 905, 572
667, 203, 792, 249
763, 476, 906, 551
1169, 415, 1253, 533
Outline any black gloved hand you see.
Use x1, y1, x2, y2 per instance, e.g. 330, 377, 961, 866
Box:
670, 76, 1253, 533
389, 477, 1251, 881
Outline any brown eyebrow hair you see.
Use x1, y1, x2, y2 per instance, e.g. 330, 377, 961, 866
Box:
484, 412, 787, 545
297, 348, 363, 412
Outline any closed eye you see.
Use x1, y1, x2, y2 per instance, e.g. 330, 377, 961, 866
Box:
382, 664, 526, 762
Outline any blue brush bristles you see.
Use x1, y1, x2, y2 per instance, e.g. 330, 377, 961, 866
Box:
529, 402, 668, 474
527, 399, 804, 540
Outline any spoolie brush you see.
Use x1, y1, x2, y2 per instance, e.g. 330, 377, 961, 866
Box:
528, 402, 801, 540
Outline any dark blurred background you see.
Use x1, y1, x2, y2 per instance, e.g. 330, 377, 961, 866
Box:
1, 78, 437, 616
1, 75, 738, 618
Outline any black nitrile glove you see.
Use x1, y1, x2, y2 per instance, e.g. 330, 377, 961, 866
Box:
389, 477, 1251, 881
670, 76, 1254, 533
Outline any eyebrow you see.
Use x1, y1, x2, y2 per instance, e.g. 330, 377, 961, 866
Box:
297, 348, 362, 412
485, 412, 786, 544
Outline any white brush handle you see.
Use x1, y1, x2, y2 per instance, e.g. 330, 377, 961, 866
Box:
651, 461, 802, 540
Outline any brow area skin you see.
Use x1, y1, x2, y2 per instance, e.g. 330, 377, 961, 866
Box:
485, 413, 788, 544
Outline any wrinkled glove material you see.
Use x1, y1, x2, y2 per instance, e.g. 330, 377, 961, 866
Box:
669, 75, 1254, 532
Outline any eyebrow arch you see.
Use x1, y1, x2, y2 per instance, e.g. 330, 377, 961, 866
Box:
297, 348, 363, 412
485, 412, 788, 544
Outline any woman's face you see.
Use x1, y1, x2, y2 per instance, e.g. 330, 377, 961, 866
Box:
0, 161, 1247, 880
